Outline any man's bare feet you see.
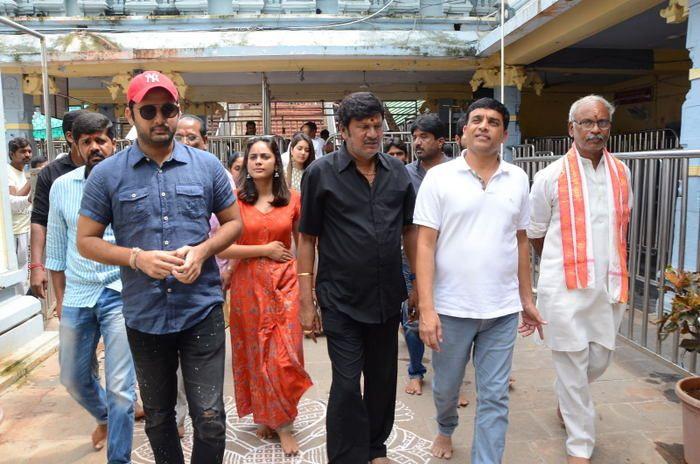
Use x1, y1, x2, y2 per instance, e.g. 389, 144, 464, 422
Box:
177, 425, 185, 439
370, 457, 391, 464
134, 401, 145, 421
431, 434, 453, 459
256, 424, 277, 439
405, 378, 423, 395
567, 456, 590, 464
278, 429, 300, 456
458, 392, 469, 408
91, 424, 108, 451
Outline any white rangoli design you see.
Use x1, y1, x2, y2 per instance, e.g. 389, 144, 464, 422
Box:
132, 397, 433, 463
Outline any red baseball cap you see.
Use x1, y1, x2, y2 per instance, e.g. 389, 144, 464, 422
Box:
126, 71, 179, 104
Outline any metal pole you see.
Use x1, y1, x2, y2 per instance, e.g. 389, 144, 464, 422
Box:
500, 1, 505, 100
655, 159, 671, 354
40, 38, 53, 161
627, 159, 642, 338
0, 16, 43, 38
499, 0, 506, 158
0, 17, 53, 160
261, 73, 271, 135
642, 159, 659, 349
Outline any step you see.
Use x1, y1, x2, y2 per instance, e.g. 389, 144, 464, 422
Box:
0, 331, 59, 392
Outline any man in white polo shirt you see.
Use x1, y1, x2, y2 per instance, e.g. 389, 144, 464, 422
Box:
415, 97, 545, 462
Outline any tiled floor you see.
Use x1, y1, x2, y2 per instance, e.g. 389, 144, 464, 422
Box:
0, 330, 688, 463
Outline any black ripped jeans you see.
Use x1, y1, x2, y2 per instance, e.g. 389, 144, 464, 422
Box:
126, 307, 226, 464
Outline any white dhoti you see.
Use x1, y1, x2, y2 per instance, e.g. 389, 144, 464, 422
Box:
528, 153, 634, 459
14, 232, 29, 295
552, 342, 613, 458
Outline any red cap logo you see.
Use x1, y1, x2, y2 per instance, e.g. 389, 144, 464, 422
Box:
126, 71, 179, 104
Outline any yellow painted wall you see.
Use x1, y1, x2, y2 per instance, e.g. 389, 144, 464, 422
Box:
520, 73, 688, 139
520, 48, 690, 138
520, 87, 594, 137
612, 74, 687, 134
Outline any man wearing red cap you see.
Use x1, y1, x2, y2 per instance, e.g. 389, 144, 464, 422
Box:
77, 71, 243, 464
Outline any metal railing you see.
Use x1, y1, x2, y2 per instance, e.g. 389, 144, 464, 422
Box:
35, 139, 132, 158
208, 135, 288, 164
525, 129, 680, 157
524, 136, 571, 157
514, 149, 700, 374
608, 129, 680, 153
512, 144, 535, 159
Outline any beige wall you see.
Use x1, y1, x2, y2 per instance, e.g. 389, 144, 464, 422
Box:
520, 72, 688, 139
520, 50, 690, 138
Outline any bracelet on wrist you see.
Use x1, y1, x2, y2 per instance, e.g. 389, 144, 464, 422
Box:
28, 263, 45, 272
129, 247, 143, 270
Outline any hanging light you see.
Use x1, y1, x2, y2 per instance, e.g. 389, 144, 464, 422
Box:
360, 71, 370, 89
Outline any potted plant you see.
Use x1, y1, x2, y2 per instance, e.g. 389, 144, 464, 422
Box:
658, 267, 700, 464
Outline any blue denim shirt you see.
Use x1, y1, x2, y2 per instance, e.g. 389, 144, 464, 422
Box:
80, 142, 235, 334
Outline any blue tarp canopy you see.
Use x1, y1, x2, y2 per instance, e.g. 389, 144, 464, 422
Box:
31, 112, 63, 140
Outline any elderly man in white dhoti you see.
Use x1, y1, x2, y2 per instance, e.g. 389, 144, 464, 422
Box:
528, 95, 633, 464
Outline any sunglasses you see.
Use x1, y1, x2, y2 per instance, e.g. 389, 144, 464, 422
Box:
136, 103, 179, 120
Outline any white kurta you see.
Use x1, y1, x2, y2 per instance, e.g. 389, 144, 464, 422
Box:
528, 156, 633, 352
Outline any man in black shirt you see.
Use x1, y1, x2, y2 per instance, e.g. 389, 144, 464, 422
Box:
29, 110, 87, 298
298, 92, 417, 464
30, 110, 88, 299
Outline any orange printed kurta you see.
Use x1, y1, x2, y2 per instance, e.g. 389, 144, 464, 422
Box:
229, 191, 312, 429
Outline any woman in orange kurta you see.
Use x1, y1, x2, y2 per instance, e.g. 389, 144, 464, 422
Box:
219, 137, 312, 456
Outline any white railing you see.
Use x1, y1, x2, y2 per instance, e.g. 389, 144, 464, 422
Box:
514, 149, 700, 374
524, 129, 680, 157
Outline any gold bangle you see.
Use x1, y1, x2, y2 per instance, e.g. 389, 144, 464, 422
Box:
297, 272, 314, 277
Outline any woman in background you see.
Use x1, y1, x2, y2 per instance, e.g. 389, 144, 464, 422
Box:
228, 151, 244, 187
285, 132, 315, 191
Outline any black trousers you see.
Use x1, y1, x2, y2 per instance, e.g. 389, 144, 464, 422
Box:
322, 308, 400, 463
126, 307, 226, 464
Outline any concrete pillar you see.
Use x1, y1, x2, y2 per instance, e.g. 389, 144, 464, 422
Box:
676, 0, 700, 273
0, 71, 16, 274
2, 74, 34, 144
0, 70, 44, 359
494, 85, 521, 162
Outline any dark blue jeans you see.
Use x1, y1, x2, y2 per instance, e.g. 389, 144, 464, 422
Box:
59, 288, 135, 464
401, 301, 427, 379
126, 307, 226, 464
401, 254, 426, 379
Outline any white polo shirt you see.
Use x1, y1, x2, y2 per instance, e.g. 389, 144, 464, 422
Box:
413, 153, 530, 319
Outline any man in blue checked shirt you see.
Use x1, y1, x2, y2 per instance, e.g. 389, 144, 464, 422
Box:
46, 112, 135, 463
77, 71, 243, 464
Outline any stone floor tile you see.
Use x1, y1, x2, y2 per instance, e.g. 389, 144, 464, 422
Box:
0, 330, 688, 464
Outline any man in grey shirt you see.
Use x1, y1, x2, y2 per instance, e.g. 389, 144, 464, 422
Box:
402, 114, 450, 396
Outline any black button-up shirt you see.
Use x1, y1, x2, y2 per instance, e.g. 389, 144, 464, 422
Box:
31, 154, 79, 227
299, 144, 416, 324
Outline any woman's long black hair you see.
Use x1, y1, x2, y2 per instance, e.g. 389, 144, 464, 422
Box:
238, 136, 291, 207
285, 131, 316, 187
